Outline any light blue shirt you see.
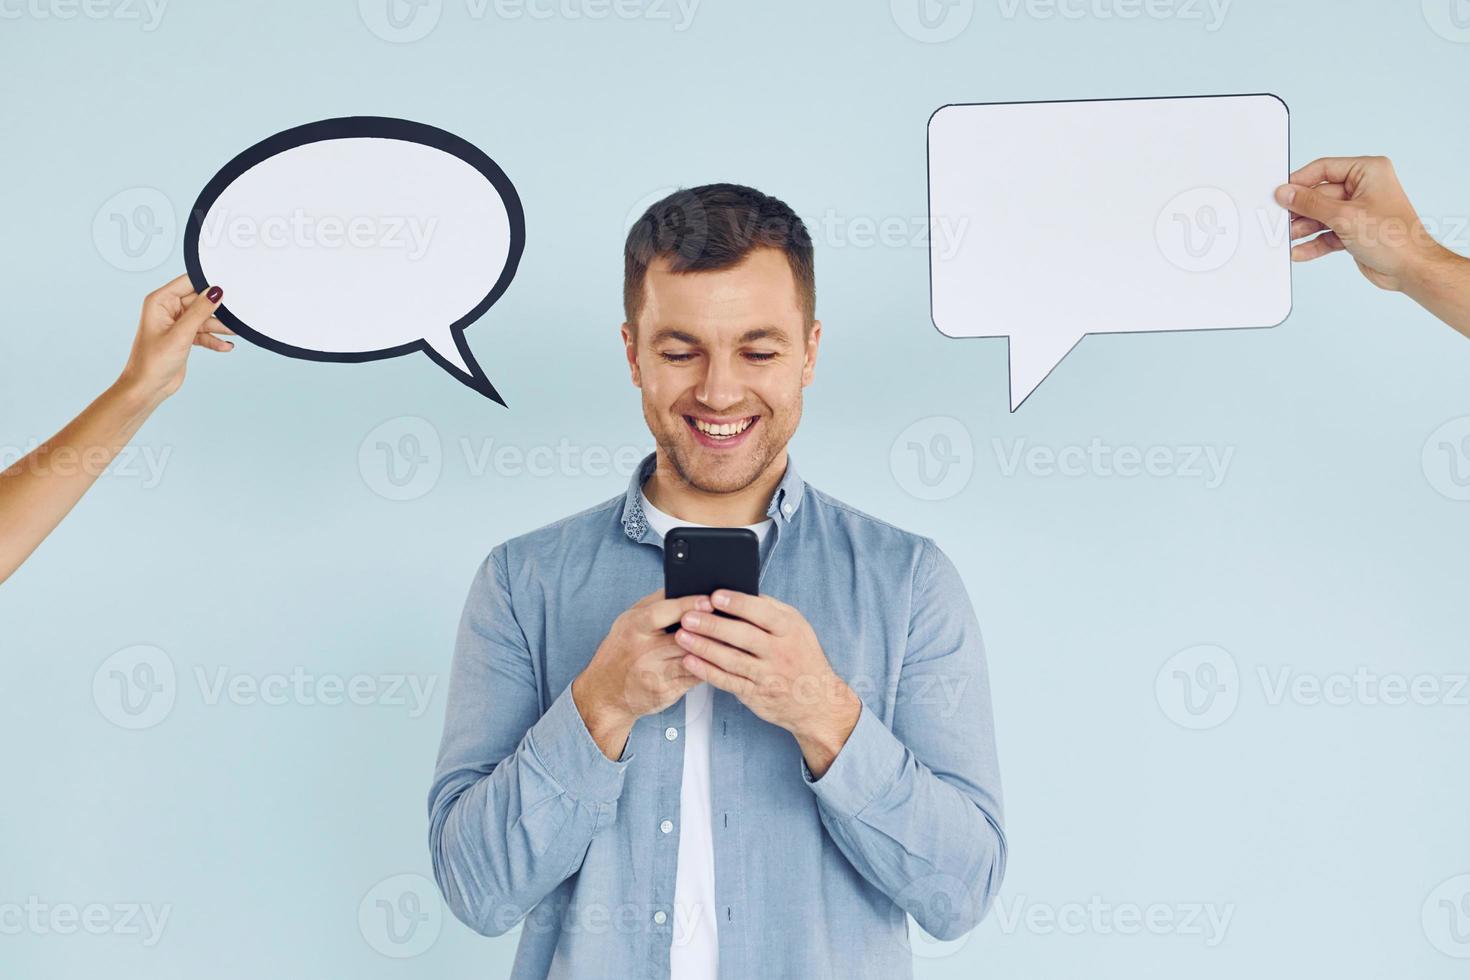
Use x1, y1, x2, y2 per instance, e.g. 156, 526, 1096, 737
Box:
428, 453, 1006, 979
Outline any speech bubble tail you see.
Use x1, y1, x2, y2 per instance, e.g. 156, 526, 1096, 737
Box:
1007, 331, 1083, 412
425, 333, 506, 406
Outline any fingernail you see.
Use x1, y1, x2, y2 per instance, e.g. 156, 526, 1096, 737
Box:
696, 597, 713, 613
675, 630, 692, 646
206, 286, 223, 302
684, 613, 701, 628
713, 593, 730, 609
1274, 185, 1296, 206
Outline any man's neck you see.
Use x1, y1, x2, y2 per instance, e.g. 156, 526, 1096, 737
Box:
643, 450, 786, 527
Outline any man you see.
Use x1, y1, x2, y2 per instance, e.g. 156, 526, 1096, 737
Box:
428, 184, 1006, 979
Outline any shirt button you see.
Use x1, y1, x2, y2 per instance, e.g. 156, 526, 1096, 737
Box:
664, 726, 678, 741
660, 819, 673, 834
782, 502, 794, 516
653, 910, 667, 925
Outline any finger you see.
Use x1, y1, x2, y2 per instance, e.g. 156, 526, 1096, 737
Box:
171, 284, 224, 342
143, 282, 193, 329
674, 628, 759, 679
1284, 183, 1347, 221
194, 333, 235, 352
147, 274, 197, 304
678, 608, 772, 657
709, 590, 788, 633
641, 593, 711, 632
198, 317, 235, 336
1291, 231, 1346, 262
1290, 217, 1326, 240
1276, 184, 1353, 229
633, 588, 667, 608
1289, 157, 1369, 188
680, 652, 755, 699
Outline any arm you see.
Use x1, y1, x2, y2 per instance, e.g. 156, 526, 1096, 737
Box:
427, 547, 637, 937
0, 276, 230, 585
1278, 155, 1470, 339
673, 543, 1008, 940
797, 541, 1006, 940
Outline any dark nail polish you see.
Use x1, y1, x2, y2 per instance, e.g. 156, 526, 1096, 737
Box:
206, 286, 223, 302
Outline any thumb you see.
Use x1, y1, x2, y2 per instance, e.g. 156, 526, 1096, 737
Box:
173, 284, 225, 339
1276, 184, 1350, 229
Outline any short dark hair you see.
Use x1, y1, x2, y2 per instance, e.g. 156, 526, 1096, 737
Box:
623, 183, 815, 331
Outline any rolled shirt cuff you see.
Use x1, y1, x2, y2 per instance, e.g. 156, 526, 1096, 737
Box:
527, 683, 635, 806
800, 698, 906, 819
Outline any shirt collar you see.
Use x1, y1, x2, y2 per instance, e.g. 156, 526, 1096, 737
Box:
620, 452, 806, 543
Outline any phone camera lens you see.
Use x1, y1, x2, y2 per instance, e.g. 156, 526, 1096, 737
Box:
671, 539, 689, 562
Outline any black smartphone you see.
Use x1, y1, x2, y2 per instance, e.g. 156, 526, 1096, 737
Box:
663, 527, 760, 633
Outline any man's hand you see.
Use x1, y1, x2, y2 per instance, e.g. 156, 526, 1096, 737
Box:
572, 589, 707, 760
674, 589, 861, 778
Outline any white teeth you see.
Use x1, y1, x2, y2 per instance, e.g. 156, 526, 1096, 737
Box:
692, 417, 753, 438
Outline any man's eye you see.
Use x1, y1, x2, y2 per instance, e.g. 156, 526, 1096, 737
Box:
659, 351, 696, 363
745, 352, 777, 362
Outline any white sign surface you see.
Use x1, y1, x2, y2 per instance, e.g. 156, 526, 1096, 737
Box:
928, 94, 1292, 410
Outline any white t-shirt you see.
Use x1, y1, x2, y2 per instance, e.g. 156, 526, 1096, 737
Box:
638, 489, 772, 980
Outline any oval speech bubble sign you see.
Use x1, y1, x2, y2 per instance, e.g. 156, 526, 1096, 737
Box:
184, 117, 524, 405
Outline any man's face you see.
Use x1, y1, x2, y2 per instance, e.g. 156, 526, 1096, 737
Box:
622, 247, 820, 495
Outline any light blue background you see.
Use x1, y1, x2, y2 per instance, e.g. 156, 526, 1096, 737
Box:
3, 0, 1469, 976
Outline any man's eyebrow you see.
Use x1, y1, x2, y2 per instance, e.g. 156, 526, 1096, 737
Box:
648, 328, 702, 347
646, 327, 794, 348
736, 327, 792, 347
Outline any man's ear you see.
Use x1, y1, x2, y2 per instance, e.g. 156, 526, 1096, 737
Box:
621, 323, 642, 387
801, 320, 822, 387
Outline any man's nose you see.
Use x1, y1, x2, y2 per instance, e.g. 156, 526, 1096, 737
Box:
695, 357, 743, 412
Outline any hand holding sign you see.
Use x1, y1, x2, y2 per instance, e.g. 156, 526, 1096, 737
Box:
185, 117, 524, 404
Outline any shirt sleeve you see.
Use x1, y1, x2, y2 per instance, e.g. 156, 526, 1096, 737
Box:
427, 544, 634, 937
799, 538, 1007, 940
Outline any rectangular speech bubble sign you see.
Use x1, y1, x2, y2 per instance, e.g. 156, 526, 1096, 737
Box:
928, 94, 1291, 410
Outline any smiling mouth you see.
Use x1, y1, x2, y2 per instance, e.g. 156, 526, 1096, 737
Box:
684, 414, 759, 447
